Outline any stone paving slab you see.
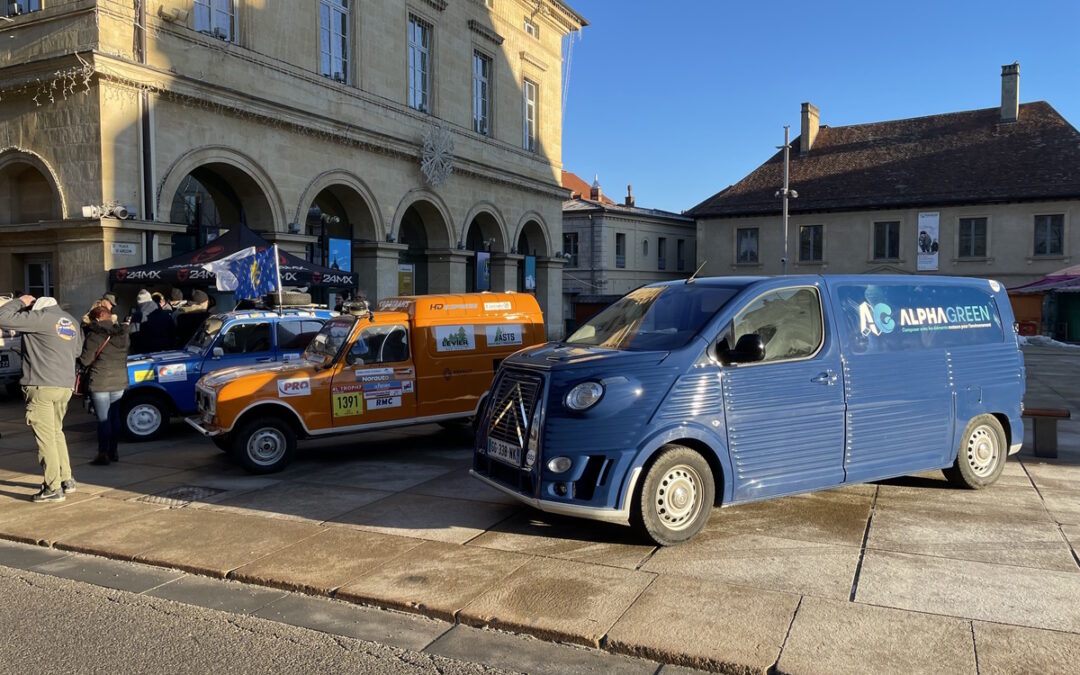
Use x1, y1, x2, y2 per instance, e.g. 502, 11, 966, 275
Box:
54, 463, 184, 495
1038, 488, 1080, 525
207, 480, 392, 524
31, 553, 184, 593
121, 443, 233, 471
0, 539, 70, 569
973, 620, 1080, 675
459, 556, 655, 648
0, 489, 97, 526
605, 575, 800, 673
95, 468, 256, 502
426, 624, 658, 675
332, 492, 519, 544
873, 481, 1049, 521
1021, 460, 1080, 491
146, 574, 288, 615
468, 511, 655, 570
253, 592, 451, 652
337, 540, 533, 621
855, 550, 1080, 633
775, 597, 976, 674
406, 468, 520, 505
1063, 525, 1080, 556
230, 527, 423, 595
0, 496, 166, 547
301, 459, 458, 492
702, 488, 874, 548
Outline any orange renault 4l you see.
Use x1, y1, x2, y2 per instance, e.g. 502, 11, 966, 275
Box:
187, 293, 544, 473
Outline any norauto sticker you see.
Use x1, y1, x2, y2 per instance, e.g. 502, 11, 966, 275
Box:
368, 395, 401, 409
277, 377, 311, 397
357, 367, 394, 382
484, 301, 512, 311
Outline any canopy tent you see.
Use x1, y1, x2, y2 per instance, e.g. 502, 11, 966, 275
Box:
1009, 264, 1080, 294
108, 225, 358, 290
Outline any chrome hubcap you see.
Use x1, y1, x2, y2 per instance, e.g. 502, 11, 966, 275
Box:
127, 404, 162, 436
247, 428, 286, 466
966, 425, 999, 477
654, 464, 702, 531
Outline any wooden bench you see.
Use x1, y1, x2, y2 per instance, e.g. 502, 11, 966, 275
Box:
1023, 407, 1072, 459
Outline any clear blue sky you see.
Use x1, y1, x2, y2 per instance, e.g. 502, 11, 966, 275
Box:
560, 0, 1080, 213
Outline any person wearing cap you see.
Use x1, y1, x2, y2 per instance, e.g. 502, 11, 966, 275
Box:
175, 289, 211, 347
0, 294, 84, 503
166, 287, 186, 314
127, 289, 159, 353
131, 292, 175, 354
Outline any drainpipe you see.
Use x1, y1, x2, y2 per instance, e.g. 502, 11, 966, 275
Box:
136, 1, 156, 257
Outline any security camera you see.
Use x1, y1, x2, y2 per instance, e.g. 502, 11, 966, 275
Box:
111, 205, 131, 220
158, 5, 189, 22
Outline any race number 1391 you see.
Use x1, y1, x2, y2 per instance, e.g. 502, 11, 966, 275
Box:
333, 392, 363, 417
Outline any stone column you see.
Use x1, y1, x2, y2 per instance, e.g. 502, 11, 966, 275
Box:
489, 252, 523, 292
535, 256, 566, 339
353, 241, 408, 302
425, 248, 470, 294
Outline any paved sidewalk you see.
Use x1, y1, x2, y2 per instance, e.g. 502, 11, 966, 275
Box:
0, 346, 1078, 673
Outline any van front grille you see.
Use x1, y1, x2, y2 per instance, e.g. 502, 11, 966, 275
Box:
487, 370, 544, 447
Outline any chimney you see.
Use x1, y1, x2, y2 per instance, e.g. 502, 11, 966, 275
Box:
1001, 62, 1019, 123
590, 174, 602, 202
625, 184, 635, 207
800, 102, 819, 156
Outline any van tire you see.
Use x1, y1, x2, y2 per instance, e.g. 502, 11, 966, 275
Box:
944, 414, 1006, 489
632, 445, 715, 546
119, 392, 170, 442
233, 417, 296, 474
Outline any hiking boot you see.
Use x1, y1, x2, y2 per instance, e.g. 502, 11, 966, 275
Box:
32, 486, 65, 503
90, 453, 110, 466
61, 479, 77, 494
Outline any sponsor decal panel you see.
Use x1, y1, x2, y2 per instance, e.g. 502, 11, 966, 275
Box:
132, 369, 154, 383
356, 367, 395, 383
363, 387, 403, 399
435, 325, 475, 352
332, 390, 363, 417
485, 324, 523, 347
483, 301, 512, 311
858, 301, 994, 336
402, 380, 414, 394
157, 364, 188, 383
368, 395, 401, 410
277, 377, 311, 397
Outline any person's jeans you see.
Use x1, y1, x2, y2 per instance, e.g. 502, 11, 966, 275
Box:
91, 390, 125, 457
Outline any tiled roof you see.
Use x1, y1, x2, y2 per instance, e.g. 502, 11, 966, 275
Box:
561, 170, 616, 204
563, 197, 694, 223
687, 102, 1080, 217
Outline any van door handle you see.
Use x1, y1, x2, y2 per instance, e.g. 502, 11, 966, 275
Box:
811, 371, 838, 385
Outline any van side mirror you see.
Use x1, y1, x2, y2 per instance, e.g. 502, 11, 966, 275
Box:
724, 334, 765, 365
212, 347, 224, 359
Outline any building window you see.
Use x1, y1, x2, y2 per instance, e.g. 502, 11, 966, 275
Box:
4, 1, 41, 16
799, 225, 823, 262
194, 0, 234, 41
677, 239, 686, 271
642, 239, 648, 257
523, 18, 539, 38
408, 14, 432, 113
473, 51, 491, 135
24, 260, 52, 297
873, 221, 900, 260
320, 0, 350, 82
958, 217, 988, 258
736, 228, 758, 264
523, 79, 537, 152
657, 237, 667, 270
563, 232, 578, 267
1034, 214, 1064, 256
615, 233, 626, 269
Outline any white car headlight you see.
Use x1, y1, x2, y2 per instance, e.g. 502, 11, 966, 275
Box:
565, 381, 604, 411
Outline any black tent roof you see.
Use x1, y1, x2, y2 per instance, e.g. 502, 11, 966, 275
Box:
108, 225, 358, 290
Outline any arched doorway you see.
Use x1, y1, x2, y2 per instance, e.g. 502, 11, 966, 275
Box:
0, 154, 62, 225
166, 162, 276, 255
516, 219, 548, 293
396, 199, 450, 295
304, 183, 378, 304
464, 210, 504, 292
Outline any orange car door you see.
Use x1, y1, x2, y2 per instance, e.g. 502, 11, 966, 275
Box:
331, 323, 417, 427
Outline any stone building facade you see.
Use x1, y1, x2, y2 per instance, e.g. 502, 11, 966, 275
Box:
0, 0, 585, 337
561, 173, 695, 332
690, 65, 1080, 291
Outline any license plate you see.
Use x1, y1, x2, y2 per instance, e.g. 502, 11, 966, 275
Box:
487, 437, 521, 466
0, 354, 8, 369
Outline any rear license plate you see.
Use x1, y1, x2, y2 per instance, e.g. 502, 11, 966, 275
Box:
487, 437, 521, 466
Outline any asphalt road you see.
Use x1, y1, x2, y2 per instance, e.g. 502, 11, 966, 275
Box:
0, 564, 515, 675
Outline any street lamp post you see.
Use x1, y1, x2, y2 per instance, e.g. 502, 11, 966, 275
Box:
775, 126, 798, 275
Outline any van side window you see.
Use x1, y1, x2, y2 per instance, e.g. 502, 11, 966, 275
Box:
277, 320, 325, 350
348, 324, 410, 365
729, 287, 823, 363
221, 322, 272, 354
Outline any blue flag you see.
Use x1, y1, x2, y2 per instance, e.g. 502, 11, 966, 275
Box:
229, 246, 279, 300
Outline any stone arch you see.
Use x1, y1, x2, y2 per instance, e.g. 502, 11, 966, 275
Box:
461, 201, 509, 253
389, 188, 454, 248
294, 170, 383, 242
513, 210, 552, 257
0, 148, 65, 224
156, 145, 285, 233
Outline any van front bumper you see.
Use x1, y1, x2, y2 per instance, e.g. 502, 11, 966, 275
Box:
469, 468, 640, 526
185, 416, 222, 437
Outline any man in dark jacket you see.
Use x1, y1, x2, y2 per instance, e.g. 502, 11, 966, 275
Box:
175, 289, 211, 348
0, 295, 84, 502
80, 306, 131, 465
130, 293, 175, 354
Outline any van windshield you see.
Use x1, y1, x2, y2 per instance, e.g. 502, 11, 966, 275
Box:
566, 285, 738, 351
187, 317, 224, 352
304, 316, 356, 364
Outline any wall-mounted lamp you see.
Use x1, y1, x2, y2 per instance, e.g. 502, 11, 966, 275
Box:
82, 204, 133, 220
157, 5, 189, 22
485, 238, 496, 251
287, 222, 301, 234
385, 234, 396, 243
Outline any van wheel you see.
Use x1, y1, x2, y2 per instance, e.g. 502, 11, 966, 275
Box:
632, 445, 715, 546
944, 414, 1006, 489
120, 393, 169, 442
233, 418, 295, 474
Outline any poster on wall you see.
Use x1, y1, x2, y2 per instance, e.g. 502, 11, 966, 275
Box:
476, 251, 491, 291
328, 238, 352, 272
917, 212, 940, 271
524, 256, 536, 291
397, 264, 414, 295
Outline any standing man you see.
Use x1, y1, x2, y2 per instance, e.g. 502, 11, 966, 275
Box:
0, 295, 84, 502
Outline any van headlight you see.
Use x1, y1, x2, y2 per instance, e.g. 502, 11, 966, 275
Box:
565, 381, 604, 411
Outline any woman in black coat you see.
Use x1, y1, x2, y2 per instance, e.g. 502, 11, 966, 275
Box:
79, 306, 131, 465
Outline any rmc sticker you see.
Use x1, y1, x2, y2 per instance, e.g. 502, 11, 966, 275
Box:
277, 377, 311, 397
368, 395, 401, 410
